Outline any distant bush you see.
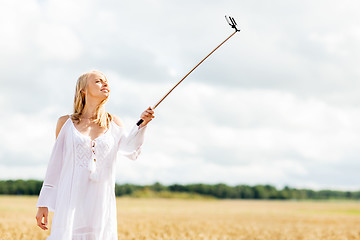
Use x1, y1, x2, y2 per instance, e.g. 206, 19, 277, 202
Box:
0, 180, 359, 200
128, 188, 216, 200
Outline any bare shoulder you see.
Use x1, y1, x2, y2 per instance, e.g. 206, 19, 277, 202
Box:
56, 115, 70, 138
112, 115, 124, 128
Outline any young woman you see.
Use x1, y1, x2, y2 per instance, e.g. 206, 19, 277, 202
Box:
35, 70, 154, 239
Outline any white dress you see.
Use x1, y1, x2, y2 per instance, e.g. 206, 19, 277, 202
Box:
36, 115, 147, 240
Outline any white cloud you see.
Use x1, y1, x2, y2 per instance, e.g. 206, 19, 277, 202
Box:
110, 81, 360, 189
35, 23, 83, 61
0, 0, 359, 190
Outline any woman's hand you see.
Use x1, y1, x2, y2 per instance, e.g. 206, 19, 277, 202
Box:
36, 207, 49, 230
139, 107, 155, 128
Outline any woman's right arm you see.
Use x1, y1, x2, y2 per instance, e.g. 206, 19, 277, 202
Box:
55, 115, 69, 139
35, 116, 68, 230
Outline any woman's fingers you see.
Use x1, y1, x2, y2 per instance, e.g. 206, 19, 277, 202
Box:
40, 223, 48, 230
36, 217, 48, 230
44, 211, 48, 226
143, 112, 155, 118
143, 107, 155, 118
143, 108, 154, 117
139, 107, 155, 126
36, 209, 48, 230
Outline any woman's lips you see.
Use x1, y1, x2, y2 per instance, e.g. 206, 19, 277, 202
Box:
101, 89, 109, 93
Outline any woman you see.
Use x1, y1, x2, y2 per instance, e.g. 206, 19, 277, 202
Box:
35, 70, 154, 239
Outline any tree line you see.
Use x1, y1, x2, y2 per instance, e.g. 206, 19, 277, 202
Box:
0, 180, 359, 200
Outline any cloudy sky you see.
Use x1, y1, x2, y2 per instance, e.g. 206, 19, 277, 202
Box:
0, 0, 359, 190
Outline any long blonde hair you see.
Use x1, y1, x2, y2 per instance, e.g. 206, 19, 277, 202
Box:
71, 70, 112, 128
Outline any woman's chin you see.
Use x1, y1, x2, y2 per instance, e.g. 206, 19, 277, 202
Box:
98, 94, 109, 101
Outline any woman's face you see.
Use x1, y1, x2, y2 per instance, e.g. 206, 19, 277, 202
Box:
84, 72, 110, 100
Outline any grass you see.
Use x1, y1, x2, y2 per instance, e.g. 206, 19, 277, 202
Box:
0, 195, 359, 239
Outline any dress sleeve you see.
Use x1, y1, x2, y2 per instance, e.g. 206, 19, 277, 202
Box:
117, 124, 147, 160
36, 121, 67, 212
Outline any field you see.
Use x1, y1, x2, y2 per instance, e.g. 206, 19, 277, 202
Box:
0, 196, 359, 240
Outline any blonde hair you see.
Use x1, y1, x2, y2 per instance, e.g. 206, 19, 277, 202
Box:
71, 70, 112, 128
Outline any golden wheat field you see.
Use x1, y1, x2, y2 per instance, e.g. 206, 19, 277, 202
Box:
0, 196, 359, 240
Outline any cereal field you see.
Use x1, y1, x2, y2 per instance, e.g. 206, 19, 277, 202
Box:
0, 195, 359, 240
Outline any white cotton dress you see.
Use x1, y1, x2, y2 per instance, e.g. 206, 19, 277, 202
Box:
36, 115, 147, 240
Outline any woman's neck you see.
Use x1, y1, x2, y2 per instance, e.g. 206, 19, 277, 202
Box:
82, 99, 102, 118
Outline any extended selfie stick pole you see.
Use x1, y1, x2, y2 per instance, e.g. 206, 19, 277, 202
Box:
137, 16, 240, 126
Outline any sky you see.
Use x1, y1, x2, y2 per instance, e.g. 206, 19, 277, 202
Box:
0, 0, 359, 190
